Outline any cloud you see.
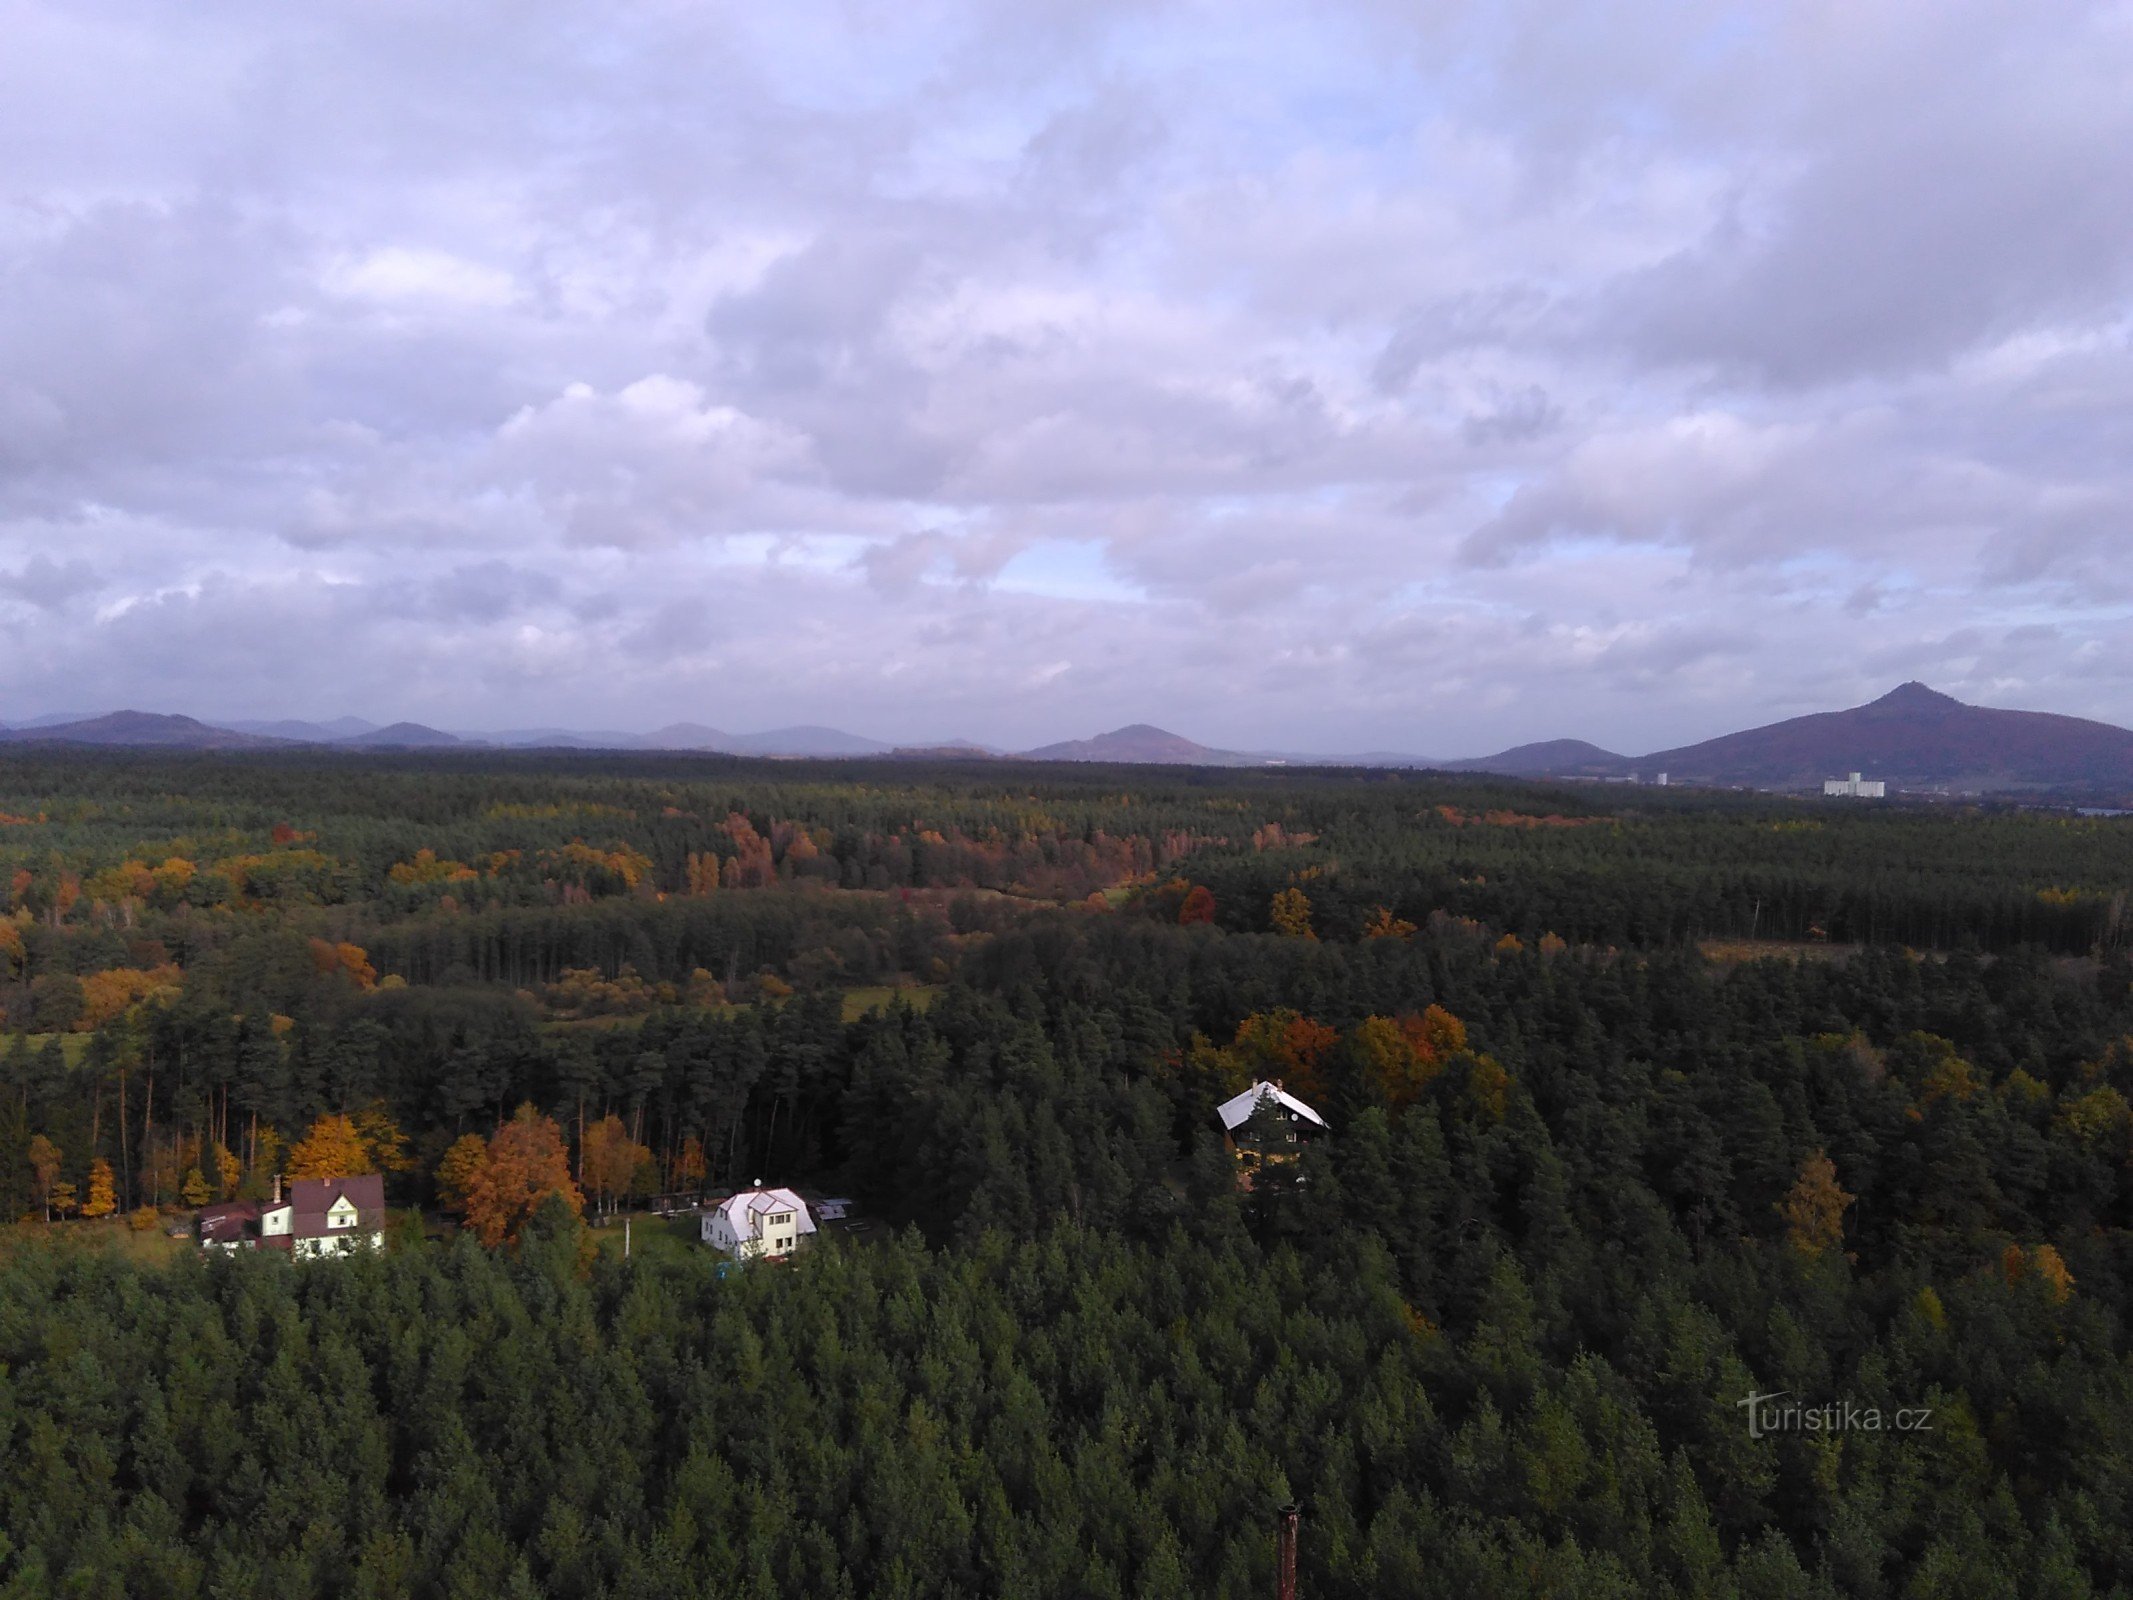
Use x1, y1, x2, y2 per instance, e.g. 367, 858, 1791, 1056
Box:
0, 0, 2130, 751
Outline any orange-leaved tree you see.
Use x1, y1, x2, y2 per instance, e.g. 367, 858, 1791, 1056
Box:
1344, 1017, 1437, 1109
672, 1134, 708, 1192
580, 1114, 652, 1215
1231, 1009, 1339, 1102
1397, 1005, 1468, 1066
463, 1105, 582, 1246
308, 938, 379, 990
1360, 905, 1417, 942
286, 1113, 373, 1180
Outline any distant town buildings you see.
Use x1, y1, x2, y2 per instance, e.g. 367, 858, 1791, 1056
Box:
701, 1186, 816, 1260
197, 1174, 386, 1256
1823, 772, 1887, 798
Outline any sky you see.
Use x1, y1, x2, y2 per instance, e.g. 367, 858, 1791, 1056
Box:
4, 0, 2133, 756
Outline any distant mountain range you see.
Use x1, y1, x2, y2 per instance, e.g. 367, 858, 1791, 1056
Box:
1445, 683, 2133, 793
1019, 724, 1248, 764
0, 711, 290, 750
2, 683, 2129, 793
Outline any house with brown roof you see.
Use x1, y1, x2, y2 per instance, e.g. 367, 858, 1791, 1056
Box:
196, 1174, 386, 1257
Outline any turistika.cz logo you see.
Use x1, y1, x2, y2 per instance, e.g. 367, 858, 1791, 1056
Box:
1736, 1391, 1935, 1440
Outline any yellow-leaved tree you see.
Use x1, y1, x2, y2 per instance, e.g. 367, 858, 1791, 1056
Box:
1778, 1150, 1854, 1257
82, 1158, 117, 1219
435, 1133, 490, 1216
352, 1103, 415, 1174
212, 1142, 241, 1200
1269, 887, 1315, 939
286, 1113, 373, 1180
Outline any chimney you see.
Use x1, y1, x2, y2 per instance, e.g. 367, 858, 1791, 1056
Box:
1276, 1502, 1300, 1600
272, 1173, 281, 1206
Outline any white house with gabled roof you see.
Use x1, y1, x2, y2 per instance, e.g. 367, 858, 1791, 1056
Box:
1216, 1081, 1328, 1187
701, 1186, 815, 1260
1216, 1081, 1328, 1139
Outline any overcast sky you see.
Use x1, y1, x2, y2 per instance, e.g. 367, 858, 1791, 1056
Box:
4, 1, 2132, 754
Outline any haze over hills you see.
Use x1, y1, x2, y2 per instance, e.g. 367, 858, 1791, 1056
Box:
340, 722, 464, 749
1, 686, 2130, 793
1440, 738, 1628, 779
0, 711, 290, 750
1018, 724, 1251, 764
224, 716, 380, 741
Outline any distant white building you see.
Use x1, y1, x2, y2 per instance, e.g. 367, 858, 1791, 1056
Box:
1823, 772, 1887, 798
701, 1186, 815, 1260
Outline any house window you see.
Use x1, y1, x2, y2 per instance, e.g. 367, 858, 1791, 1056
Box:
769, 1212, 791, 1226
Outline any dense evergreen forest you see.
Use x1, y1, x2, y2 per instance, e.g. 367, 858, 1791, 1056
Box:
3, 747, 2133, 1596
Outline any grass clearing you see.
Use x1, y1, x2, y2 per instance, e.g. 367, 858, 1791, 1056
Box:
1698, 938, 1860, 965
1, 1214, 192, 1266
585, 1210, 700, 1264
840, 984, 941, 1021
11, 1033, 96, 1068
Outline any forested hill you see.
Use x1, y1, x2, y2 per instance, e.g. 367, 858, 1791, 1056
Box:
0, 749, 2131, 1594
1641, 682, 2133, 791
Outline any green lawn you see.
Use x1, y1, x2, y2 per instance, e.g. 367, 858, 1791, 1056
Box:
12, 1032, 95, 1067
584, 1210, 701, 1263
1, 1214, 191, 1265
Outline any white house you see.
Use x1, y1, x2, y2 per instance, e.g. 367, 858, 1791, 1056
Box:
1216, 1081, 1329, 1187
1216, 1081, 1329, 1140
701, 1186, 816, 1260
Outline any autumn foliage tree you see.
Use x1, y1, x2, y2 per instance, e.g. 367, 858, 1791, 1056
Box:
581, 1114, 652, 1215
81, 1158, 116, 1220
212, 1141, 241, 1201
463, 1105, 583, 1246
286, 1113, 373, 1181
1177, 885, 1216, 926
1779, 1150, 1854, 1257
435, 1133, 490, 1216
1269, 887, 1315, 939
1360, 905, 1417, 942
28, 1134, 60, 1221
1231, 1009, 1340, 1101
